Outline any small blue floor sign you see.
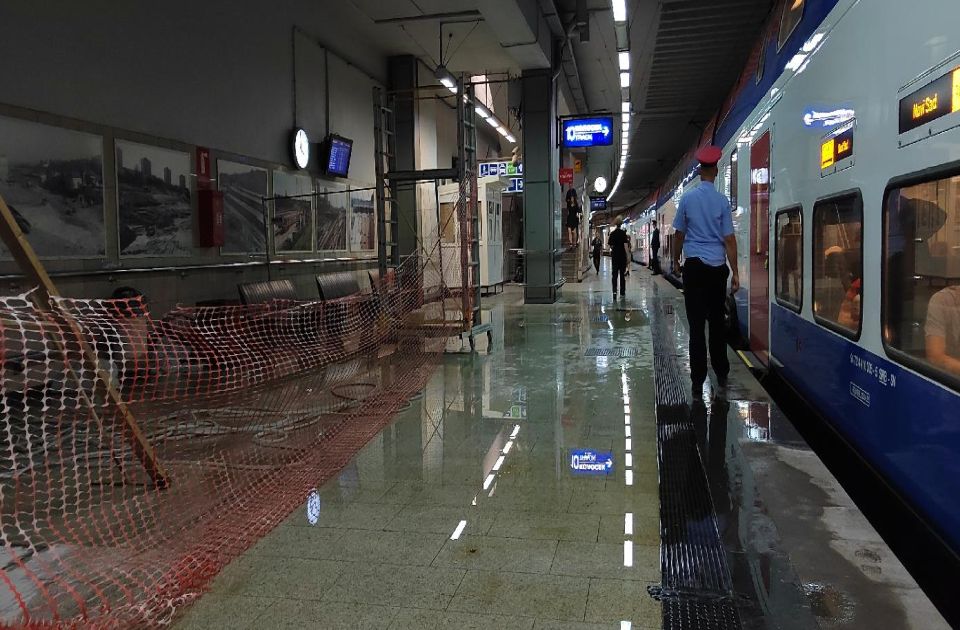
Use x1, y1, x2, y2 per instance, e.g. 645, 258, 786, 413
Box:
306, 489, 321, 525
569, 449, 614, 475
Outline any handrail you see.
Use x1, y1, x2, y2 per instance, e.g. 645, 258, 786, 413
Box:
0, 256, 378, 282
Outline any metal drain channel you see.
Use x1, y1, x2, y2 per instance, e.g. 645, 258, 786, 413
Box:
649, 299, 743, 630
583, 347, 641, 357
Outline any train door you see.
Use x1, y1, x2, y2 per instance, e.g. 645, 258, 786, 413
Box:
749, 132, 771, 364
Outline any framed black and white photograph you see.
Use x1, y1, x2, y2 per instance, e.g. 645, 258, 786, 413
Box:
316, 180, 347, 251
218, 160, 267, 254
272, 171, 313, 253
350, 187, 375, 251
0, 115, 105, 258
116, 140, 192, 257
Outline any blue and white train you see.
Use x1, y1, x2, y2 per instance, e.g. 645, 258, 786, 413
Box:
634, 0, 960, 559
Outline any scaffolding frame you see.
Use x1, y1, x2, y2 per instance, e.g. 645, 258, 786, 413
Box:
373, 76, 492, 350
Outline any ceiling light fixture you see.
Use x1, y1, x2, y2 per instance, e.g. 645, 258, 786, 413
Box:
622, 102, 630, 113
618, 52, 630, 71
434, 66, 458, 94
620, 72, 630, 88
475, 104, 491, 119
612, 0, 626, 22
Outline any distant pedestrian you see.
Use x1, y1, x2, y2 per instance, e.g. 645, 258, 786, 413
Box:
608, 218, 630, 300
650, 220, 661, 275
565, 189, 582, 249
672, 146, 740, 401
591, 231, 602, 275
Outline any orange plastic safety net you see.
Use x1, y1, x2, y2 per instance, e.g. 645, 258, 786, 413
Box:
0, 230, 476, 627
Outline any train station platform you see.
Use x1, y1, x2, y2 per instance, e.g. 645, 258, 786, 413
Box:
173, 262, 948, 630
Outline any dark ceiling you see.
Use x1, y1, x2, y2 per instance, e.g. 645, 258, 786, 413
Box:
576, 0, 776, 207
344, 0, 775, 207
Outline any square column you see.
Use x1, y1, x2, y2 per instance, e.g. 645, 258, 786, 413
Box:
521, 69, 560, 304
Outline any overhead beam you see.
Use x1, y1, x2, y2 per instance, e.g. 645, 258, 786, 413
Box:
374, 10, 483, 24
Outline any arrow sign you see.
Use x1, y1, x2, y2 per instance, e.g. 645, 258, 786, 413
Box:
569, 449, 615, 476
562, 116, 615, 148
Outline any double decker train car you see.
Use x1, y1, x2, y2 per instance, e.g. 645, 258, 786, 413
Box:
633, 0, 960, 560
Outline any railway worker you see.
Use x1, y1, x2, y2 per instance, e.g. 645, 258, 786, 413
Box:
608, 218, 631, 300
925, 284, 960, 375
672, 146, 740, 401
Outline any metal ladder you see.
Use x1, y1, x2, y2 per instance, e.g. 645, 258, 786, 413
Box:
373, 86, 398, 275
457, 77, 491, 350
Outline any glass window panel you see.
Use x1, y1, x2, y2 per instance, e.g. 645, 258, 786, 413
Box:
778, 0, 804, 51
813, 193, 863, 335
884, 174, 960, 384
775, 207, 803, 310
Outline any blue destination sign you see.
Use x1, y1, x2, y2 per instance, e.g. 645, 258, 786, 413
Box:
590, 197, 607, 211
569, 449, 614, 475
562, 117, 614, 148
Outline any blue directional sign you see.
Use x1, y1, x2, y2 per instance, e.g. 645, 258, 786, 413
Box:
569, 449, 614, 476
562, 117, 614, 148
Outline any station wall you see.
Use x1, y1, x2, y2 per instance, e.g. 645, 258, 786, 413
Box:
0, 1, 390, 313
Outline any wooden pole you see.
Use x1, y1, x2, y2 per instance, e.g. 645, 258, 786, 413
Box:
0, 193, 169, 488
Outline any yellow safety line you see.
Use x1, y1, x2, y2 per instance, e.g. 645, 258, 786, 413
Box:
737, 350, 754, 370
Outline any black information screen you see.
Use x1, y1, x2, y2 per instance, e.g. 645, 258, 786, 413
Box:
898, 69, 959, 134
326, 136, 353, 177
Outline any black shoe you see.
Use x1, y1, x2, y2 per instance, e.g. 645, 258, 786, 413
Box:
714, 378, 728, 401
691, 383, 703, 402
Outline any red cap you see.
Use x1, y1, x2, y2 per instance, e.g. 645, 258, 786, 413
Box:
695, 146, 722, 166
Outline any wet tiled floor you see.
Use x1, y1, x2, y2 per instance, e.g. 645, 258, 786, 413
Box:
176, 260, 662, 629
174, 261, 951, 629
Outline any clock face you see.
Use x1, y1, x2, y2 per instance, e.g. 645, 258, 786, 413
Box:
594, 176, 608, 193
293, 128, 310, 169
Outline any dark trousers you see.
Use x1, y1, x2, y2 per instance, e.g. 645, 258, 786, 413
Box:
612, 259, 627, 296
681, 257, 730, 387
593, 253, 601, 273
650, 251, 660, 274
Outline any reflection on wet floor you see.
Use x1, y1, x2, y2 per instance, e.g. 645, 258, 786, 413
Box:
176, 261, 663, 629
175, 261, 949, 630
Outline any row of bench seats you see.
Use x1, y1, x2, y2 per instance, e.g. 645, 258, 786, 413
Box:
238, 271, 383, 305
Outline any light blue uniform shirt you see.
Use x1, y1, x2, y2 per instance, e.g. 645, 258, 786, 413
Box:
672, 181, 734, 267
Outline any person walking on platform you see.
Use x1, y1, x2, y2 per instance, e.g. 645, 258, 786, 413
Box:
591, 231, 603, 275
608, 218, 630, 300
672, 146, 740, 401
650, 220, 661, 275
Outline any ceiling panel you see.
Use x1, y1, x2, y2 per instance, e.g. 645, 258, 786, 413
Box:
348, 0, 423, 22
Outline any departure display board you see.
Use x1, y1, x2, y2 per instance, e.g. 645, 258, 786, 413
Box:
590, 196, 607, 211
325, 135, 353, 177
562, 117, 614, 148
820, 127, 854, 170
898, 67, 960, 134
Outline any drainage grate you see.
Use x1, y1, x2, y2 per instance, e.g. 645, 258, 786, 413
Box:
649, 299, 743, 630
583, 347, 641, 357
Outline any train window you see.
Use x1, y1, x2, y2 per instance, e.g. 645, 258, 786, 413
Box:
775, 207, 803, 311
778, 0, 804, 51
883, 172, 960, 388
813, 192, 863, 338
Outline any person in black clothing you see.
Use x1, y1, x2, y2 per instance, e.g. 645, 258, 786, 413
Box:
591, 231, 602, 275
608, 219, 630, 299
649, 220, 661, 275
565, 189, 582, 249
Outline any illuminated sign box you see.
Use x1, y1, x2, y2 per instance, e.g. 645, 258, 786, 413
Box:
590, 196, 607, 211
820, 127, 854, 170
479, 160, 524, 195
898, 67, 960, 134
562, 117, 614, 148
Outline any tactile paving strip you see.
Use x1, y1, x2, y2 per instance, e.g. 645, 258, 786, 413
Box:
649, 298, 743, 630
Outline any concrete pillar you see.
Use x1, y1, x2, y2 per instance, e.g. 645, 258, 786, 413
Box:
521, 69, 560, 304
387, 55, 420, 263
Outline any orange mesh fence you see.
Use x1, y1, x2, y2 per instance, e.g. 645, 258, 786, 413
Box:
0, 245, 474, 627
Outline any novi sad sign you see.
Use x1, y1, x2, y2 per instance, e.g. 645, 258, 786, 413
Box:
562, 117, 614, 148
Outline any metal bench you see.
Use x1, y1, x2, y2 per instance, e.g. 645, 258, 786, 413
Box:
237, 279, 298, 305
316, 272, 360, 301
